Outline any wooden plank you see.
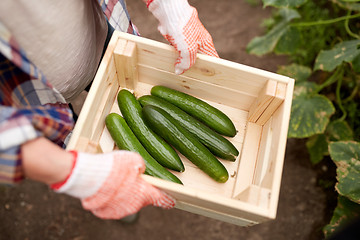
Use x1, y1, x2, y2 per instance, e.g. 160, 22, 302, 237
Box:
128, 35, 289, 91
98, 101, 118, 153
110, 33, 291, 97
142, 175, 272, 224
253, 117, 273, 185
99, 128, 115, 153
248, 80, 277, 122
114, 39, 139, 89
113, 38, 128, 87
261, 78, 294, 219
86, 140, 102, 153
256, 82, 286, 125
122, 41, 138, 89
137, 64, 256, 111
88, 76, 119, 144
176, 201, 258, 226
232, 122, 262, 198
235, 185, 271, 209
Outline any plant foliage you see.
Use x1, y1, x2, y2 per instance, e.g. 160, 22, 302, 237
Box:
247, 0, 360, 237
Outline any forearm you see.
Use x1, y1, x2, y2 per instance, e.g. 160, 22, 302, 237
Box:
21, 138, 175, 219
21, 137, 74, 185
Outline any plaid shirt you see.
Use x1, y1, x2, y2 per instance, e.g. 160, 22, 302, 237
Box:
0, 0, 138, 185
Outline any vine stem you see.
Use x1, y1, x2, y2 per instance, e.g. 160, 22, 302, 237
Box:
336, 68, 347, 121
315, 67, 342, 94
291, 13, 360, 27
343, 85, 359, 103
345, 11, 360, 39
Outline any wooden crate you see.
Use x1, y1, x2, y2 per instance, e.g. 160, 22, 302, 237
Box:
66, 31, 294, 226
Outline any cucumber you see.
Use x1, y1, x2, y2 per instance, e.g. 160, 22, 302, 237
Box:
138, 95, 239, 161
150, 85, 237, 137
142, 105, 229, 183
105, 113, 182, 184
117, 89, 184, 172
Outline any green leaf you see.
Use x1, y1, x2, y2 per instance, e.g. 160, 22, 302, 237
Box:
247, 22, 289, 56
326, 120, 354, 141
263, 0, 308, 8
274, 27, 302, 54
351, 54, 360, 73
306, 134, 329, 164
288, 83, 335, 138
293, 80, 318, 97
277, 63, 312, 83
329, 141, 360, 203
314, 40, 360, 72
333, 0, 360, 11
323, 195, 360, 238
247, 8, 300, 56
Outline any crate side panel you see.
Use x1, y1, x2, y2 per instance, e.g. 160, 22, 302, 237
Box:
136, 48, 268, 97
232, 122, 262, 198
256, 82, 286, 125
142, 175, 271, 223
137, 65, 256, 111
260, 78, 294, 218
99, 100, 121, 153
253, 117, 273, 185
133, 41, 289, 97
176, 201, 259, 226
114, 40, 139, 90
115, 31, 292, 96
235, 185, 271, 210
67, 58, 118, 151
248, 80, 277, 122
89, 74, 120, 144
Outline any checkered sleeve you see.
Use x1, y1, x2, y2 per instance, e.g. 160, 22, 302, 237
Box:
0, 105, 74, 185
0, 0, 137, 185
98, 0, 139, 35
0, 27, 74, 185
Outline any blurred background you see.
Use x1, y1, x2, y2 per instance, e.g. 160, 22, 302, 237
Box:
0, 1, 338, 239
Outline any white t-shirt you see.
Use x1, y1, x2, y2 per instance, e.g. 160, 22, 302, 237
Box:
0, 0, 108, 102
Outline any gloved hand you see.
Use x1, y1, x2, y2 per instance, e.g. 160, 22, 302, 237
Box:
50, 150, 175, 219
147, 0, 219, 74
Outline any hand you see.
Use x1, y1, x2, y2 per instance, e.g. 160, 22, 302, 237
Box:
51, 150, 175, 219
147, 0, 219, 74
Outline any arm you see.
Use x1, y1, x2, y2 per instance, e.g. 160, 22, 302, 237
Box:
20, 137, 175, 219
21, 137, 74, 185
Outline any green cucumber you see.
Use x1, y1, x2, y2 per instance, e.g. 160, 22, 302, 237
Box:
151, 85, 237, 137
117, 89, 184, 172
105, 113, 182, 184
142, 105, 229, 183
138, 95, 239, 161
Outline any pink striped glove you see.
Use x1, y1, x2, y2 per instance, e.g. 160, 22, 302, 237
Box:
51, 151, 175, 219
147, 0, 219, 74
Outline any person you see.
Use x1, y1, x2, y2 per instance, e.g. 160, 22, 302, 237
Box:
0, 0, 219, 220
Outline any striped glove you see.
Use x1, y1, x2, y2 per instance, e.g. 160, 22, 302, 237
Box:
147, 0, 219, 74
51, 150, 175, 219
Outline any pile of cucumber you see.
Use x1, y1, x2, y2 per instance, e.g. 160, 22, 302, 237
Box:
105, 86, 239, 185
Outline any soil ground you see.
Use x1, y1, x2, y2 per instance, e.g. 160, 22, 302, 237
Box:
0, 1, 338, 239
